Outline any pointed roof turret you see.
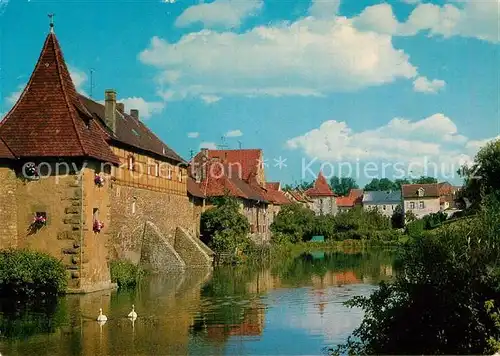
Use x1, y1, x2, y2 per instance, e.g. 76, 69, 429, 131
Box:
305, 171, 335, 197
0, 30, 118, 164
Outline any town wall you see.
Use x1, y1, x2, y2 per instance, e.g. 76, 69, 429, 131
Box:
0, 164, 18, 247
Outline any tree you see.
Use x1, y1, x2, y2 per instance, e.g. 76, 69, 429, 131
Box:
412, 176, 438, 184
460, 139, 500, 207
394, 178, 411, 189
391, 205, 404, 229
333, 199, 500, 355
270, 203, 315, 243
330, 176, 359, 196
364, 178, 396, 191
200, 196, 250, 253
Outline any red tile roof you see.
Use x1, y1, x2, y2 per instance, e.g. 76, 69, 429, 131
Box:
266, 182, 280, 190
79, 95, 185, 164
402, 183, 440, 198
201, 149, 262, 181
305, 171, 335, 197
0, 33, 118, 164
337, 189, 364, 207
187, 161, 268, 202
287, 190, 310, 203
265, 182, 290, 205
0, 138, 14, 159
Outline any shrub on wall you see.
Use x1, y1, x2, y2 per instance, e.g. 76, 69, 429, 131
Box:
0, 249, 67, 298
110, 260, 145, 289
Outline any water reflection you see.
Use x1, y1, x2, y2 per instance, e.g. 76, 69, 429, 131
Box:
0, 249, 395, 355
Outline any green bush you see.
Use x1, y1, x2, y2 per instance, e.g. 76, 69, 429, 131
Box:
270, 203, 315, 242
201, 196, 250, 254
332, 198, 500, 355
110, 260, 145, 289
0, 249, 67, 298
331, 229, 404, 242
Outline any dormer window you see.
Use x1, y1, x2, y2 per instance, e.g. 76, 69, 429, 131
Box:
417, 187, 425, 197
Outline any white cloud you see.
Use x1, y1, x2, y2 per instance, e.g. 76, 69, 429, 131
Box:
187, 132, 200, 138
164, 0, 176, 3
309, 0, 340, 18
353, 1, 499, 43
175, 0, 263, 29
286, 113, 488, 173
401, 0, 421, 4
140, 17, 417, 100
69, 67, 88, 95
118, 97, 165, 119
200, 141, 217, 149
200, 94, 221, 104
225, 129, 243, 137
5, 85, 24, 105
413, 76, 446, 94
465, 136, 500, 152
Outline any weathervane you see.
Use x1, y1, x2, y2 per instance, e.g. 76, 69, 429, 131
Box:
48, 13, 55, 33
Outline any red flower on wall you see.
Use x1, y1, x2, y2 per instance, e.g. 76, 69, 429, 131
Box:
94, 174, 105, 187
93, 220, 104, 233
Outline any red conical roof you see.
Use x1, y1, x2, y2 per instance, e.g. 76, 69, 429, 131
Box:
0, 32, 118, 164
305, 171, 335, 197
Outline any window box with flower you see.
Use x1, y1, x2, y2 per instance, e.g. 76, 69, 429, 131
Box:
32, 213, 47, 229
93, 220, 104, 233
94, 174, 105, 187
24, 163, 40, 180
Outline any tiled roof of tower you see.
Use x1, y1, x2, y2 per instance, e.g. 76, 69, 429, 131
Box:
305, 171, 335, 197
78, 95, 185, 164
0, 32, 118, 164
0, 138, 14, 159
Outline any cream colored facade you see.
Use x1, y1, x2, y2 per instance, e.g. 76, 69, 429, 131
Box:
403, 197, 441, 219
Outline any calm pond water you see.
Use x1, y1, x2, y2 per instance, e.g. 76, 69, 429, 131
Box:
0, 248, 395, 355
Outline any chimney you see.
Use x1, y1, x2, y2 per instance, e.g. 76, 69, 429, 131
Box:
104, 89, 117, 133
116, 102, 125, 113
130, 109, 139, 120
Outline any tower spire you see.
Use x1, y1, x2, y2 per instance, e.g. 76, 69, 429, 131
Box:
48, 13, 55, 33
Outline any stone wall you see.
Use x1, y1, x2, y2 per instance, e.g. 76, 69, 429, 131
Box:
109, 183, 197, 263
0, 164, 18, 247
78, 163, 114, 292
140, 222, 185, 272
173, 227, 213, 268
310, 196, 337, 216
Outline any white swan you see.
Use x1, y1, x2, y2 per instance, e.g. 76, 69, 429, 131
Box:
128, 304, 137, 319
97, 308, 107, 322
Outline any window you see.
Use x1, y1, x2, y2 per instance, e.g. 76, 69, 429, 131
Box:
92, 208, 99, 222
132, 201, 136, 214
419, 201, 425, 209
409, 202, 415, 209
177, 169, 182, 182
155, 162, 160, 177
167, 166, 172, 180
128, 156, 135, 171
417, 188, 425, 197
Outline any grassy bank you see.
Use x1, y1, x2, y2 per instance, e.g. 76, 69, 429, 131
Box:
240, 239, 401, 267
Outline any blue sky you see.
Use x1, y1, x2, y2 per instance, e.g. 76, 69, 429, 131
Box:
1, 0, 498, 186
